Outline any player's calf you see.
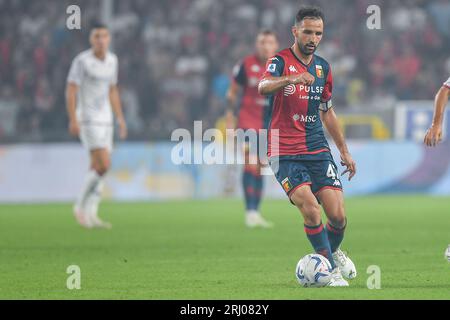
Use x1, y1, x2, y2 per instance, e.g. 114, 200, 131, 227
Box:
319, 189, 346, 251
93, 162, 110, 176
291, 186, 336, 270
242, 161, 271, 227
74, 148, 112, 230
318, 189, 356, 279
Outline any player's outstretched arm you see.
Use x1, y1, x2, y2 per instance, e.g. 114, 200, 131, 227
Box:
321, 107, 356, 181
424, 86, 450, 147
66, 83, 80, 137
109, 85, 127, 140
258, 73, 315, 96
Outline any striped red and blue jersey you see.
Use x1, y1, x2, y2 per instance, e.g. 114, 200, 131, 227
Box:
262, 48, 333, 159
233, 54, 267, 130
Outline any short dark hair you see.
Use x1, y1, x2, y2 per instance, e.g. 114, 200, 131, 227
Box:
295, 6, 324, 25
90, 22, 108, 31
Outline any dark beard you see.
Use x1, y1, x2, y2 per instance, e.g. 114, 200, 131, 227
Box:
298, 42, 316, 56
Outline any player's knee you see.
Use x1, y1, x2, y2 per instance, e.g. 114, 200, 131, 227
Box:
93, 166, 106, 176
102, 159, 111, 174
327, 206, 346, 228
303, 214, 321, 226
94, 159, 110, 176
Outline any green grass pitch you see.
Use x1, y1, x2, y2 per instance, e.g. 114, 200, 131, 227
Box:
0, 196, 449, 299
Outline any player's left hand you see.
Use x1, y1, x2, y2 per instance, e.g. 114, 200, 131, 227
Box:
118, 118, 127, 140
424, 125, 442, 147
340, 152, 356, 181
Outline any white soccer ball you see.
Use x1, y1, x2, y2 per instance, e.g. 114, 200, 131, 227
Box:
295, 254, 333, 287
445, 245, 450, 262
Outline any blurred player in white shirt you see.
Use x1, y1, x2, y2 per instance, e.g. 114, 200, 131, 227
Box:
424, 76, 450, 147
66, 23, 127, 228
424, 75, 450, 259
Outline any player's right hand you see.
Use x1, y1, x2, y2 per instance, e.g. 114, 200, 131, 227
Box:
288, 72, 315, 86
69, 120, 80, 137
424, 125, 442, 147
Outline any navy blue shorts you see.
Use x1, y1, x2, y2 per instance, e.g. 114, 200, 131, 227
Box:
270, 153, 343, 203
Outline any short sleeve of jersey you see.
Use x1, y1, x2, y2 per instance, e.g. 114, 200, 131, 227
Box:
444, 76, 450, 89
319, 67, 333, 112
262, 56, 284, 78
67, 55, 84, 85
232, 62, 246, 86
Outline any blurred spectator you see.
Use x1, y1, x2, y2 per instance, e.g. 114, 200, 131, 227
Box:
428, 0, 450, 38
0, 0, 449, 142
0, 86, 18, 138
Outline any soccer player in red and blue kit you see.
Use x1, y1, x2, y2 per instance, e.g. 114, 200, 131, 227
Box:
226, 30, 279, 228
259, 6, 357, 286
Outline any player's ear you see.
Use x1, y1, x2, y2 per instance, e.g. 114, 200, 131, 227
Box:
291, 25, 298, 38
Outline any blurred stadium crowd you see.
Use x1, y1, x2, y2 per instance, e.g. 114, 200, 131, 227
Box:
0, 0, 449, 142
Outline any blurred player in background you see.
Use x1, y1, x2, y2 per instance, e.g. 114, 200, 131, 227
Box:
424, 76, 450, 147
259, 6, 357, 286
226, 30, 279, 228
424, 76, 450, 258
66, 23, 127, 229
